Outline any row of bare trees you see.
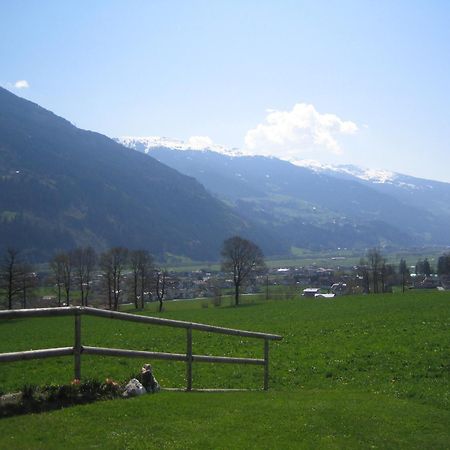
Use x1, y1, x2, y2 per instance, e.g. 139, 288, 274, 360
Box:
49, 247, 169, 311
0, 246, 171, 311
0, 248, 38, 309
357, 249, 411, 294
50, 247, 97, 307
1, 235, 267, 310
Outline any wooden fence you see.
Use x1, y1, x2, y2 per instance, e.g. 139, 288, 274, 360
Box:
0, 306, 282, 391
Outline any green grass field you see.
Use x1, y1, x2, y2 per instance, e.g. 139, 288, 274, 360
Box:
164, 247, 445, 272
0, 291, 449, 449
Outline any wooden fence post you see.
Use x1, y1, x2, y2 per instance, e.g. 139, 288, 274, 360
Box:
264, 338, 269, 391
186, 327, 193, 391
74, 310, 82, 380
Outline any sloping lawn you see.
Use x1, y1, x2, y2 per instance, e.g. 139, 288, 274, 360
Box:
0, 291, 449, 448
0, 390, 448, 449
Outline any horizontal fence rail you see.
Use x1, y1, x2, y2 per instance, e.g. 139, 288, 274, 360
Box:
0, 306, 282, 391
0, 347, 74, 363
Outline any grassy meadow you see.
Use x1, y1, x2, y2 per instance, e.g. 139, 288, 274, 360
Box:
0, 291, 449, 448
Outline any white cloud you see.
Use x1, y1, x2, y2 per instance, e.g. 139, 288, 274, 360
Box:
187, 135, 215, 149
243, 103, 358, 160
14, 80, 30, 89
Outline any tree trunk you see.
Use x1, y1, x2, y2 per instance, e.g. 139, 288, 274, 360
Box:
80, 280, 85, 306
373, 271, 378, 294
234, 283, 239, 306
8, 267, 13, 309
140, 276, 145, 309
22, 282, 27, 309
134, 274, 138, 309
85, 285, 90, 307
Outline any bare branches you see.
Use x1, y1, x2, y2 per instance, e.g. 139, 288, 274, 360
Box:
0, 249, 37, 309
129, 250, 154, 309
154, 269, 168, 312
100, 247, 128, 310
73, 247, 97, 306
1, 248, 23, 309
221, 236, 265, 306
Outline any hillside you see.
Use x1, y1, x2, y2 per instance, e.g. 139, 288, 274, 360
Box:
118, 137, 450, 250
0, 292, 448, 448
0, 88, 278, 261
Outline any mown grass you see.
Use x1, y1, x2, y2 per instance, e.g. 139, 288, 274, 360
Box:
0, 291, 449, 448
0, 390, 448, 450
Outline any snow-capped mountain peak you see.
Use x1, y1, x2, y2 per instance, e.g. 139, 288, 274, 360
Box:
117, 136, 439, 191
292, 159, 397, 184
117, 136, 243, 157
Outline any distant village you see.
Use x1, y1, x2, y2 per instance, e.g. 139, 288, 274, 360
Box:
35, 260, 450, 308
159, 263, 450, 302
3, 245, 450, 311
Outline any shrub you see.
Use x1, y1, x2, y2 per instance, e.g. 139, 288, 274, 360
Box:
21, 384, 38, 401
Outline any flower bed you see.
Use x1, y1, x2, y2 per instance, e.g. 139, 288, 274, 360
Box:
0, 377, 126, 417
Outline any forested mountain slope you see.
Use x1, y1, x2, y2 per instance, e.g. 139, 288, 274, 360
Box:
0, 88, 275, 261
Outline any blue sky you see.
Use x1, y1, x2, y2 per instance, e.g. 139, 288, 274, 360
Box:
1, 0, 449, 182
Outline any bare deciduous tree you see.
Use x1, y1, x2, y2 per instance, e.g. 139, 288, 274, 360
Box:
100, 247, 128, 310
367, 248, 384, 294
18, 262, 37, 309
437, 253, 450, 276
50, 253, 65, 307
1, 248, 23, 309
221, 236, 265, 306
129, 250, 154, 309
73, 247, 97, 306
154, 269, 168, 312
59, 251, 74, 306
399, 259, 410, 293
100, 252, 113, 310
357, 258, 370, 294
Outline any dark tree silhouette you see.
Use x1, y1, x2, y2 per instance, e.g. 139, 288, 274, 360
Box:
357, 258, 370, 294
60, 251, 74, 306
221, 236, 265, 306
399, 259, 410, 293
423, 258, 432, 277
367, 248, 384, 294
0, 248, 22, 309
155, 269, 168, 312
73, 247, 97, 306
18, 262, 37, 308
129, 250, 154, 309
50, 253, 65, 306
437, 253, 450, 275
100, 247, 128, 310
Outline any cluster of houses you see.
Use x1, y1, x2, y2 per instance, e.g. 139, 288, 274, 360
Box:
302, 282, 349, 299
411, 274, 450, 290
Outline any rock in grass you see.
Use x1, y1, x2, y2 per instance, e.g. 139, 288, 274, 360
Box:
123, 379, 146, 397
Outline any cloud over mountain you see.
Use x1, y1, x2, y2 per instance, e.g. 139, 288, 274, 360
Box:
14, 80, 30, 89
244, 103, 358, 160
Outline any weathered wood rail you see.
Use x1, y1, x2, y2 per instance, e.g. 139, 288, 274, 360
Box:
0, 306, 282, 391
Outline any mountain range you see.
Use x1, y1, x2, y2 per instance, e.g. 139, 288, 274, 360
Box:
117, 136, 450, 251
0, 88, 274, 261
1, 87, 448, 263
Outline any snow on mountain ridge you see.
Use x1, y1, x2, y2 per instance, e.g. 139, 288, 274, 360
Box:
292, 159, 397, 184
118, 136, 432, 189
117, 136, 243, 156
